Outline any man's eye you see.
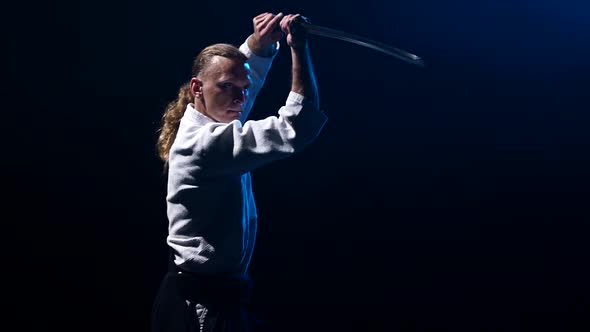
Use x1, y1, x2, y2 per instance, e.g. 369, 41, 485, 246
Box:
221, 83, 232, 89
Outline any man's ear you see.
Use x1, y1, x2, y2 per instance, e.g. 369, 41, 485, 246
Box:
190, 77, 202, 98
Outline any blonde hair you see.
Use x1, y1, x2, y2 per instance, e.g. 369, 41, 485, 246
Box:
156, 43, 248, 163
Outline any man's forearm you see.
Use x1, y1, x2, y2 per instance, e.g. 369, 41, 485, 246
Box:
291, 46, 319, 108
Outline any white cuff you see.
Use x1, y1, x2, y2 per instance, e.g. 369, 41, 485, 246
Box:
240, 36, 280, 58
286, 91, 306, 106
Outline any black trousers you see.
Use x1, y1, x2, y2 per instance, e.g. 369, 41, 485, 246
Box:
151, 256, 266, 332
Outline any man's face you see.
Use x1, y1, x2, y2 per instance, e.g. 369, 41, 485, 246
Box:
192, 56, 252, 123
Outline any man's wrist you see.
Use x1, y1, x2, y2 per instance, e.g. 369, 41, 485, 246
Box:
247, 35, 278, 57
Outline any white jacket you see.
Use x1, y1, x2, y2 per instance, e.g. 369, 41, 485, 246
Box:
166, 39, 328, 276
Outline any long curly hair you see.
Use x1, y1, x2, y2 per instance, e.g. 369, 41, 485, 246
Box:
156, 43, 248, 163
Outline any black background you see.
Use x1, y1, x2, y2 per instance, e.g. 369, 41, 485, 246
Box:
4, 0, 590, 331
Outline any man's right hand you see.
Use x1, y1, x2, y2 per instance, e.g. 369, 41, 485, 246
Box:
248, 12, 284, 56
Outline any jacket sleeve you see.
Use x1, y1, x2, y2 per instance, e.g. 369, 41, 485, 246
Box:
179, 92, 327, 178
238, 37, 279, 122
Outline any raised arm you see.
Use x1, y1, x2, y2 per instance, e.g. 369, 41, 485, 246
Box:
280, 14, 319, 110
238, 12, 284, 121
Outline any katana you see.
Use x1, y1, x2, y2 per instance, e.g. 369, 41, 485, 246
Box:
301, 23, 425, 67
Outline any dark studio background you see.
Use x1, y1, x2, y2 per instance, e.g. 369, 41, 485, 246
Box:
3, 0, 590, 331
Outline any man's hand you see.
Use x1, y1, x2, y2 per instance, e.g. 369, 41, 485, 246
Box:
248, 12, 284, 57
280, 14, 310, 51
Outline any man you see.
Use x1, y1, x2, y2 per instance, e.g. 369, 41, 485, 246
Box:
152, 12, 327, 331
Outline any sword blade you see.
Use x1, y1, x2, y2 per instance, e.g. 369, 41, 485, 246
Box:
301, 23, 425, 67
